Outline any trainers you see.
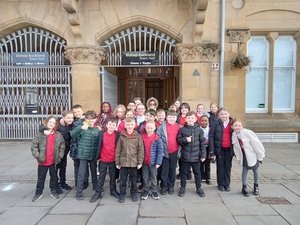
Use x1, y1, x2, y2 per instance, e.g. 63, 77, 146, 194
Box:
56, 187, 63, 194
206, 179, 211, 185
178, 187, 185, 197
32, 193, 43, 202
141, 191, 148, 200
60, 183, 72, 190
76, 193, 84, 200
168, 188, 174, 194
90, 192, 103, 203
50, 192, 59, 199
152, 192, 160, 200
131, 193, 138, 202
110, 191, 120, 199
119, 195, 125, 203
196, 188, 205, 197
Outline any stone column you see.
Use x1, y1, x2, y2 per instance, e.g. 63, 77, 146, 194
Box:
65, 46, 106, 112
174, 43, 218, 109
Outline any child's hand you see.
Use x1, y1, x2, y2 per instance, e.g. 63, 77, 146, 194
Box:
137, 165, 142, 169
60, 118, 65, 126
156, 164, 160, 169
44, 130, 51, 136
116, 165, 121, 169
186, 136, 192, 142
200, 158, 205, 162
81, 123, 89, 130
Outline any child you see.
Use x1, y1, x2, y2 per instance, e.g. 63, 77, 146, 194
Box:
115, 117, 144, 203
199, 115, 212, 184
113, 104, 126, 131
71, 110, 100, 200
156, 110, 181, 195
208, 103, 219, 127
146, 97, 159, 110
156, 109, 166, 127
137, 109, 157, 134
209, 107, 234, 192
117, 109, 135, 132
177, 111, 206, 197
141, 121, 163, 200
231, 119, 265, 197
95, 102, 113, 130
31, 116, 65, 202
90, 118, 120, 202
135, 103, 146, 126
195, 104, 210, 124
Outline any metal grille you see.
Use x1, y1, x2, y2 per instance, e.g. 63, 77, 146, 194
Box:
101, 25, 177, 66
0, 27, 71, 140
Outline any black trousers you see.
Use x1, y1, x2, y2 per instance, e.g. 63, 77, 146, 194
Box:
180, 161, 201, 190
76, 159, 97, 194
35, 164, 58, 194
119, 167, 138, 196
160, 152, 177, 190
216, 148, 233, 188
96, 161, 117, 194
200, 147, 211, 180
56, 154, 67, 184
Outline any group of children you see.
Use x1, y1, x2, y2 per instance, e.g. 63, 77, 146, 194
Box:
30, 98, 265, 203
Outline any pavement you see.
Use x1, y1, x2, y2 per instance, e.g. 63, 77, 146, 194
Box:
0, 141, 299, 225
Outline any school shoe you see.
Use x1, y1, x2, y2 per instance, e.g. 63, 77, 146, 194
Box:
218, 186, 225, 191
168, 188, 174, 194
50, 191, 59, 199
253, 183, 259, 195
196, 188, 205, 197
110, 191, 120, 199
178, 187, 185, 197
242, 185, 249, 197
224, 186, 231, 192
206, 179, 211, 185
131, 193, 138, 202
152, 192, 160, 200
32, 193, 43, 202
119, 195, 125, 203
90, 192, 104, 203
141, 191, 149, 200
160, 188, 167, 195
60, 183, 72, 190
76, 193, 84, 200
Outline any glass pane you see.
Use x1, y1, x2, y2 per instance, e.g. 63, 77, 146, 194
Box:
246, 68, 267, 110
273, 68, 292, 109
248, 37, 268, 67
274, 37, 294, 67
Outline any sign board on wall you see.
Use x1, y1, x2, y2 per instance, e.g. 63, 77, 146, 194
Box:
122, 51, 159, 65
12, 52, 49, 66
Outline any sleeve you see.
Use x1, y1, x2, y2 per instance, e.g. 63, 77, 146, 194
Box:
247, 130, 265, 161
58, 133, 65, 159
209, 123, 216, 156
115, 137, 121, 165
31, 135, 40, 159
177, 128, 188, 146
156, 138, 164, 165
231, 133, 242, 161
137, 135, 144, 165
38, 124, 48, 133
70, 124, 82, 138
199, 130, 207, 159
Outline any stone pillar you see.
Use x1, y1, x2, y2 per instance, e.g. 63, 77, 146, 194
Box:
65, 46, 106, 112
174, 43, 218, 109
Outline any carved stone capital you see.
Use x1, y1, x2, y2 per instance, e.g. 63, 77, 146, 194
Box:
227, 29, 250, 43
175, 43, 219, 63
65, 46, 106, 65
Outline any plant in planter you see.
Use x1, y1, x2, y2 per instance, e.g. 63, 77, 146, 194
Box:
231, 55, 251, 69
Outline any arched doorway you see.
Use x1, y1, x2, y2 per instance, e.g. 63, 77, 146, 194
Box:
100, 25, 179, 108
0, 27, 71, 139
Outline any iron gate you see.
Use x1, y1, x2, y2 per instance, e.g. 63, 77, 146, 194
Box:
0, 27, 71, 139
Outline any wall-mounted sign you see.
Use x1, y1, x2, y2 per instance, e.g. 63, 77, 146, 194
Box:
122, 51, 159, 65
12, 52, 49, 66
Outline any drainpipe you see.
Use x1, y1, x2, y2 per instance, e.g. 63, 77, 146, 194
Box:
219, 0, 225, 107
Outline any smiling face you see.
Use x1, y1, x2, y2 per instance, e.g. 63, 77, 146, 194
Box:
47, 118, 57, 130
73, 107, 84, 119
145, 122, 156, 136
232, 121, 243, 133
102, 103, 110, 113
63, 113, 74, 125
219, 110, 230, 122
186, 114, 196, 126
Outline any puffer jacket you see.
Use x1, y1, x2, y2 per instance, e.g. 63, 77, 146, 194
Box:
142, 134, 164, 166
31, 132, 65, 164
177, 123, 206, 162
209, 118, 234, 157
71, 125, 100, 160
69, 118, 83, 159
232, 128, 265, 167
115, 130, 144, 167
156, 121, 181, 158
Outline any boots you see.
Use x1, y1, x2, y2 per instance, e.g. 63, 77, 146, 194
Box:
253, 183, 259, 195
241, 185, 249, 197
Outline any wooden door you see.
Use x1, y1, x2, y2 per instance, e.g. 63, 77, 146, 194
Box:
126, 79, 145, 104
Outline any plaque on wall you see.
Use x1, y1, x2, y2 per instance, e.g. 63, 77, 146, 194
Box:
122, 51, 159, 65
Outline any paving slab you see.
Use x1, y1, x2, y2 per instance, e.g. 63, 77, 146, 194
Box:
38, 215, 90, 225
137, 218, 186, 225
272, 204, 300, 225
234, 215, 289, 225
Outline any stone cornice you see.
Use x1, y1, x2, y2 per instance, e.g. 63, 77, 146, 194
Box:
65, 46, 106, 65
175, 43, 219, 63
227, 29, 250, 43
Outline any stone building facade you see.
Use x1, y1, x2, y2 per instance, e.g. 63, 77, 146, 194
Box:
0, 0, 299, 139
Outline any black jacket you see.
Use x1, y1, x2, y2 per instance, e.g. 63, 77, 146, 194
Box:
209, 118, 234, 157
95, 130, 120, 161
177, 123, 206, 162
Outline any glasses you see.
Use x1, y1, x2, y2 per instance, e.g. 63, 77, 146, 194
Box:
149, 103, 156, 106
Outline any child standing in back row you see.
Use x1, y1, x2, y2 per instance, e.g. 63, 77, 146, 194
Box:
231, 119, 265, 197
